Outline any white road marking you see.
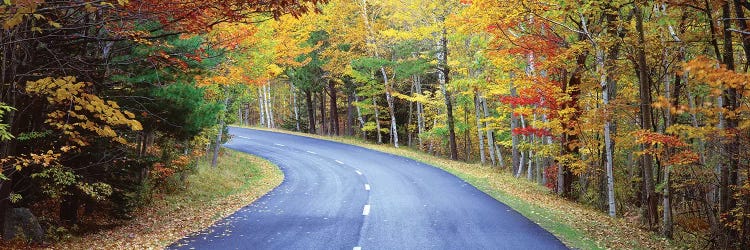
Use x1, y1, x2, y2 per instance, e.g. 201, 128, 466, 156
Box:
353, 247, 362, 250
364, 184, 370, 191
362, 205, 370, 215
274, 143, 285, 147
355, 170, 362, 175
306, 150, 317, 154
335, 160, 344, 164
237, 136, 250, 139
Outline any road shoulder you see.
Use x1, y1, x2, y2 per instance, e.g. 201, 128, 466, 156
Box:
51, 149, 283, 249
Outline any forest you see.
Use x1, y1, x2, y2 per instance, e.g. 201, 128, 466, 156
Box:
1, 0, 749, 248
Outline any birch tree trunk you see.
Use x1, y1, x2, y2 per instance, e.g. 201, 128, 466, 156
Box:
474, 90, 486, 165
258, 86, 265, 127
481, 97, 501, 167
407, 83, 414, 147
528, 113, 537, 180
292, 82, 301, 131
535, 153, 542, 184
516, 114, 526, 178
527, 148, 534, 180
598, 47, 616, 218
660, 12, 677, 236
265, 83, 274, 128
510, 75, 520, 173
415, 75, 425, 147
237, 104, 242, 126
244, 103, 250, 126
382, 67, 399, 147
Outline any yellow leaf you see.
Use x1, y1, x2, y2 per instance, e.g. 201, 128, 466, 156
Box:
48, 21, 62, 29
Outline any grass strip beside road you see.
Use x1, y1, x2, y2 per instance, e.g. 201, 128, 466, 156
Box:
246, 127, 675, 250
52, 149, 283, 249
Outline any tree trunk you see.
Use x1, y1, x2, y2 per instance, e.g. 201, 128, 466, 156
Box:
258, 86, 265, 127
265, 84, 274, 128
510, 75, 520, 173
733, 0, 750, 71
292, 82, 301, 131
347, 90, 355, 136
381, 67, 398, 147
535, 152, 542, 184
464, 103, 471, 161
374, 96, 382, 144
244, 103, 250, 126
518, 150, 526, 178
527, 148, 534, 180
415, 75, 425, 147
355, 93, 366, 140
212, 97, 229, 168
720, 2, 740, 247
437, 24, 457, 160
305, 89, 316, 134
237, 104, 243, 126
516, 114, 527, 178
659, 6, 682, 235
0, 174, 12, 234
474, 90, 486, 165
407, 83, 414, 147
319, 92, 326, 135
635, 2, 659, 229
328, 79, 340, 136
482, 97, 501, 167
263, 84, 270, 128
597, 47, 617, 218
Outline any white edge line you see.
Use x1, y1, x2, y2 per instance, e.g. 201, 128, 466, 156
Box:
274, 143, 285, 147
364, 184, 370, 191
335, 160, 344, 164
362, 205, 370, 215
355, 170, 362, 175
306, 150, 317, 154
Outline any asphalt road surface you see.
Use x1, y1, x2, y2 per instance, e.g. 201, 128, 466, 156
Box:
168, 127, 568, 250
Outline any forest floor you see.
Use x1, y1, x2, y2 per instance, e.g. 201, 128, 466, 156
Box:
248, 127, 678, 250
48, 149, 283, 249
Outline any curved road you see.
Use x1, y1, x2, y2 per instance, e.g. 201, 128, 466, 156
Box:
169, 127, 567, 250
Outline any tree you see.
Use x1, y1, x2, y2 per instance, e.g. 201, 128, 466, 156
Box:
0, 0, 323, 237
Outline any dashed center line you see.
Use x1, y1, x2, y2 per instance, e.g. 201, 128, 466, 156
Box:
306, 150, 317, 154
355, 170, 362, 175
237, 136, 250, 139
335, 160, 344, 164
274, 143, 285, 147
364, 184, 370, 191
362, 205, 370, 215
353, 247, 362, 250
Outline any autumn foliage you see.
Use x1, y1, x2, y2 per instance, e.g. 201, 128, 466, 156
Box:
0, 0, 321, 246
